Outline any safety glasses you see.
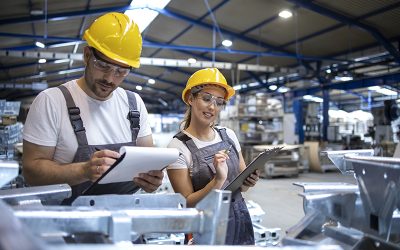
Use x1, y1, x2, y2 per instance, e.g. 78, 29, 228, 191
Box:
90, 48, 131, 77
197, 92, 227, 108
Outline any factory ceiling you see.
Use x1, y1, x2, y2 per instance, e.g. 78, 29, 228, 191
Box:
1, 0, 400, 113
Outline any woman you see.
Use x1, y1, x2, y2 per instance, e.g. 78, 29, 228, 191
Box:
167, 68, 259, 245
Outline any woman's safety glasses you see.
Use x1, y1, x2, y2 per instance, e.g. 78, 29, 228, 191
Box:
197, 92, 227, 108
91, 48, 131, 77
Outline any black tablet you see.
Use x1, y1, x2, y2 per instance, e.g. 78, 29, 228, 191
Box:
224, 147, 283, 193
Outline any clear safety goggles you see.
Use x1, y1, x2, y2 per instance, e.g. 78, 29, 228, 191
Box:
91, 48, 131, 77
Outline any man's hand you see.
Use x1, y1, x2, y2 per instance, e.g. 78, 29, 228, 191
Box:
134, 170, 164, 193
84, 149, 120, 182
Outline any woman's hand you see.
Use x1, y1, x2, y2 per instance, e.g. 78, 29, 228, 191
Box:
213, 150, 229, 184
241, 169, 260, 192
83, 149, 120, 182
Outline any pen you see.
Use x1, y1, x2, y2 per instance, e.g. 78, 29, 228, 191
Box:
225, 144, 233, 154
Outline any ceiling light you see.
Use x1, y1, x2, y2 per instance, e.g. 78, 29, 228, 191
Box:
38, 58, 47, 64
248, 82, 259, 87
30, 9, 44, 16
279, 10, 293, 19
136, 85, 143, 91
233, 85, 241, 90
222, 39, 233, 47
335, 76, 353, 81
368, 86, 380, 91
35, 41, 45, 48
377, 88, 397, 96
269, 85, 278, 91
148, 78, 156, 84
187, 58, 197, 64
277, 86, 290, 93
125, 0, 171, 33
326, 69, 332, 74
53, 59, 70, 64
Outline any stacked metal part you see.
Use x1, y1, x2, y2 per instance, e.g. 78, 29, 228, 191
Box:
283, 149, 400, 250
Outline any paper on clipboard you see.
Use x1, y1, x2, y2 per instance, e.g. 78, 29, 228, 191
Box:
98, 146, 179, 184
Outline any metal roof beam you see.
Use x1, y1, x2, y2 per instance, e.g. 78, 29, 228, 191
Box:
280, 2, 400, 50
149, 0, 230, 58
287, 0, 400, 64
0, 5, 136, 26
291, 72, 400, 98
154, 7, 317, 60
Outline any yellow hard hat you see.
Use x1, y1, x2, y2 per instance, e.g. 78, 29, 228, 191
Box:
83, 12, 142, 68
182, 68, 235, 105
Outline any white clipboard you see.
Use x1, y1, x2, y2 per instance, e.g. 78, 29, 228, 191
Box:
98, 146, 179, 184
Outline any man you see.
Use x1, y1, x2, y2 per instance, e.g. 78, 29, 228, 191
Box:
22, 12, 163, 203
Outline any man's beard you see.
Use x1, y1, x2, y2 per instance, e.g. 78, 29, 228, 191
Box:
85, 73, 115, 99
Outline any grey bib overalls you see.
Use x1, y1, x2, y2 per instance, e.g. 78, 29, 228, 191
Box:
175, 128, 255, 245
58, 85, 140, 204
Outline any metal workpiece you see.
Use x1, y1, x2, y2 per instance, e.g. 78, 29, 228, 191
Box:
299, 192, 358, 228
46, 244, 345, 250
0, 184, 71, 206
193, 189, 231, 245
0, 160, 19, 188
0, 200, 45, 250
294, 182, 359, 194
345, 155, 400, 237
12, 190, 230, 244
323, 225, 364, 247
72, 193, 186, 209
320, 149, 374, 175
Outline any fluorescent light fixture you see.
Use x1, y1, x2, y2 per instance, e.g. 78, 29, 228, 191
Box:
125, 0, 171, 33
53, 59, 70, 64
377, 88, 397, 96
269, 85, 277, 91
312, 96, 323, 103
248, 82, 259, 87
222, 39, 233, 47
368, 86, 397, 96
136, 85, 143, 91
233, 85, 241, 90
303, 95, 313, 100
187, 58, 197, 64
335, 76, 353, 81
30, 9, 44, 16
158, 98, 168, 106
148, 78, 156, 84
38, 58, 47, 64
277, 86, 289, 93
368, 86, 380, 91
35, 41, 45, 48
279, 10, 293, 19
326, 69, 331, 74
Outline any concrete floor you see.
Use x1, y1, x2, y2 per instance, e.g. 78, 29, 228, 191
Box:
242, 170, 357, 234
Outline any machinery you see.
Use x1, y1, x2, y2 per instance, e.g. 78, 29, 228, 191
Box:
283, 149, 400, 250
0, 159, 344, 250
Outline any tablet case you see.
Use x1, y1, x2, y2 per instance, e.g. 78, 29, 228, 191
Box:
223, 147, 283, 193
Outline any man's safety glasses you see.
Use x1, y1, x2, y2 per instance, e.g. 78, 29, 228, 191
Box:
197, 92, 227, 108
91, 48, 131, 77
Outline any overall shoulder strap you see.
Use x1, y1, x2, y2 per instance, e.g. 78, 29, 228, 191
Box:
125, 90, 140, 142
57, 85, 88, 146
174, 131, 198, 153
